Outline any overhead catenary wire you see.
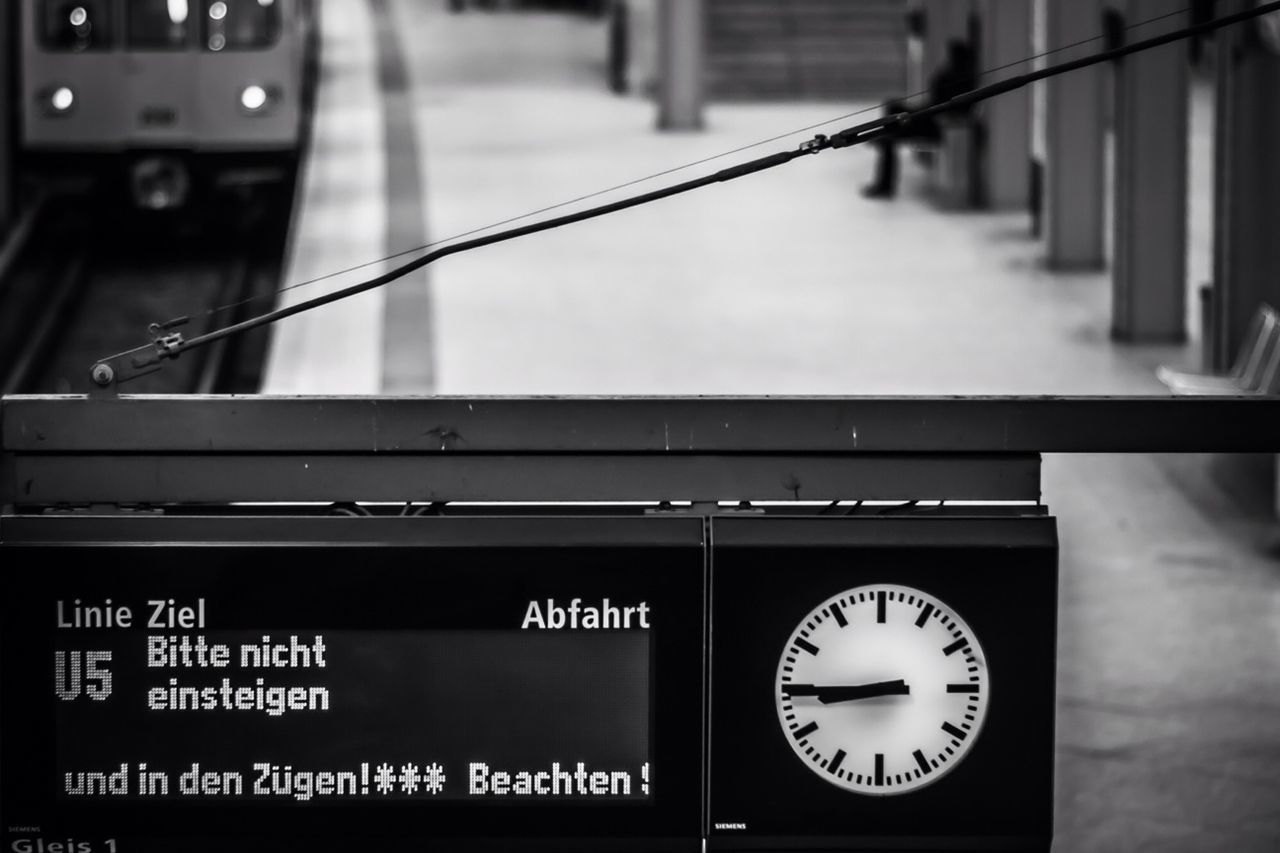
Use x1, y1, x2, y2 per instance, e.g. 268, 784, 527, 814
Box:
100, 0, 1280, 383
195, 2, 1200, 323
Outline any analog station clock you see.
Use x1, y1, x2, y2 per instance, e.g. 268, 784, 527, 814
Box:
709, 516, 1057, 851
774, 583, 989, 795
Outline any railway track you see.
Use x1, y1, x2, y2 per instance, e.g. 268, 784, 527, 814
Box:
0, 187, 293, 395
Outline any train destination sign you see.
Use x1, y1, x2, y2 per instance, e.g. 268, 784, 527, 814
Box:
0, 517, 706, 853
65, 625, 646, 801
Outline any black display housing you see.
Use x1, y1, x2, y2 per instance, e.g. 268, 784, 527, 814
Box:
0, 516, 707, 853
1, 512, 1060, 852
707, 516, 1057, 853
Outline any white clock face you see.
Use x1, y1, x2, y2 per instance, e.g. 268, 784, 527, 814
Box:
775, 583, 990, 795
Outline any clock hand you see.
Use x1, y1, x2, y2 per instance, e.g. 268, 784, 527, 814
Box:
783, 679, 910, 703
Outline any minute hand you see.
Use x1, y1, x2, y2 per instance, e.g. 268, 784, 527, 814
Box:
784, 679, 910, 703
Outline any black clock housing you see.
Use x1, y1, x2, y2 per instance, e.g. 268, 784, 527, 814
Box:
708, 515, 1057, 852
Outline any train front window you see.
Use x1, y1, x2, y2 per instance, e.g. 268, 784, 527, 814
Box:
40, 0, 114, 51
203, 0, 281, 51
128, 0, 192, 49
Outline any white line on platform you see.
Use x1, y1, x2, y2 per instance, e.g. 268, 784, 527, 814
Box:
261, 0, 387, 395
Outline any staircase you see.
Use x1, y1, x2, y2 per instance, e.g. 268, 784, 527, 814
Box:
706, 0, 907, 101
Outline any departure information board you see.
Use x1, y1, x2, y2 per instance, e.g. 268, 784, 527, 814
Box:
0, 518, 706, 853
1, 513, 1058, 853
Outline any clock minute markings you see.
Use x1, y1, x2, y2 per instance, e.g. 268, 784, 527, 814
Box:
792, 721, 819, 741
794, 637, 820, 656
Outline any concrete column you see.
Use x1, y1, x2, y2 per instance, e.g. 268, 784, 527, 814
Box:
905, 0, 925, 99
1043, 0, 1107, 269
978, 0, 1033, 210
1030, 0, 1048, 235
1111, 0, 1189, 342
0, 0, 13, 236
656, 0, 703, 130
623, 0, 659, 97
1212, 0, 1280, 368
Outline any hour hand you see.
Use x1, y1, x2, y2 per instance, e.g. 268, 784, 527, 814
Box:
783, 679, 910, 703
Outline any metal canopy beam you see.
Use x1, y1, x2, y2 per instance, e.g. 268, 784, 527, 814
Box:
3, 453, 1040, 505
3, 396, 1278, 454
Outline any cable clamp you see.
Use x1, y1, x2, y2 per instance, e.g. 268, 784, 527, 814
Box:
799, 134, 828, 153
154, 333, 186, 359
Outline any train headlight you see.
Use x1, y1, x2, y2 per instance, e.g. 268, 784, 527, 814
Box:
239, 85, 269, 112
39, 86, 77, 116
51, 87, 75, 112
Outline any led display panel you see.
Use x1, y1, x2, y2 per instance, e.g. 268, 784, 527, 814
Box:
0, 517, 705, 853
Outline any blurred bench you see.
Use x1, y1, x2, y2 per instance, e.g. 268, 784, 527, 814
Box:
911, 114, 983, 209
1158, 302, 1280, 521
1157, 303, 1280, 396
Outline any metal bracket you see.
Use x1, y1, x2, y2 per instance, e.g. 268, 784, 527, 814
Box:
89, 329, 187, 395
799, 134, 828, 153
645, 501, 766, 516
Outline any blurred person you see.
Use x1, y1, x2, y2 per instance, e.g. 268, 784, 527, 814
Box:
863, 39, 978, 200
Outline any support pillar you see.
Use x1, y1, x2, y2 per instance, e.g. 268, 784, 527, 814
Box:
656, 0, 703, 131
623, 0, 658, 97
1211, 0, 1280, 369
1043, 0, 1107, 269
0, 0, 13, 236
1210, 2, 1280, 520
1111, 0, 1189, 342
905, 0, 925, 100
978, 0, 1033, 210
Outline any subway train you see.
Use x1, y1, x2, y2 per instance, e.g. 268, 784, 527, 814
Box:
18, 0, 317, 208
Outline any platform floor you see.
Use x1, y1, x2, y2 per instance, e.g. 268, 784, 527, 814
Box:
262, 3, 1280, 850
